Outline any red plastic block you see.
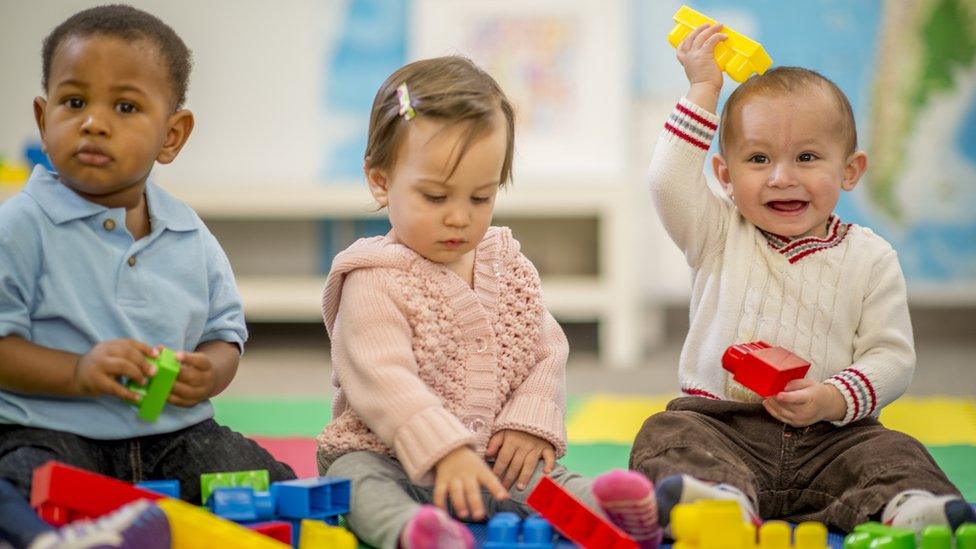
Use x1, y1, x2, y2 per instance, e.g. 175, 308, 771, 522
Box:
722, 341, 810, 397
35, 502, 75, 527
248, 521, 293, 544
526, 476, 638, 549
31, 461, 164, 523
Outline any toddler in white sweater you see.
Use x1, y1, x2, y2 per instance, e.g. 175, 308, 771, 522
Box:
593, 23, 974, 544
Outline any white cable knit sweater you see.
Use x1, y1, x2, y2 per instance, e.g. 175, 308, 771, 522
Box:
651, 98, 915, 425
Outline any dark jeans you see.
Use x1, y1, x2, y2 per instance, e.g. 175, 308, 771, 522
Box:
630, 397, 961, 532
0, 418, 296, 547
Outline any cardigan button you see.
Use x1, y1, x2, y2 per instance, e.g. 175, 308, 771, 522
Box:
463, 416, 485, 432
474, 338, 488, 353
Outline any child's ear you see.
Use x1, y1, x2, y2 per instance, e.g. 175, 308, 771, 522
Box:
365, 163, 390, 207
156, 109, 194, 165
712, 153, 734, 197
33, 97, 48, 151
841, 151, 868, 191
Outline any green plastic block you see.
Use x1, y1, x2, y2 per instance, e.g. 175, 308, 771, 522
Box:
958, 523, 976, 549
845, 523, 915, 549
199, 469, 269, 505
869, 531, 915, 549
918, 525, 951, 549
127, 348, 180, 422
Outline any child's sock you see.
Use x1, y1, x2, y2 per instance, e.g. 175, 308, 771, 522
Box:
399, 504, 474, 549
592, 470, 663, 549
881, 489, 976, 532
28, 499, 169, 549
655, 474, 759, 528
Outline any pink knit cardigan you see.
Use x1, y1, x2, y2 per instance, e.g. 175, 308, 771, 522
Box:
315, 227, 569, 484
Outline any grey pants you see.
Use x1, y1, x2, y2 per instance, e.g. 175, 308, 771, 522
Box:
327, 451, 598, 549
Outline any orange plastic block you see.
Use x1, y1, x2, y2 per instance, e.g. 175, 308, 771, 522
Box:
667, 5, 773, 83
722, 341, 810, 398
157, 497, 290, 549
30, 461, 164, 525
527, 476, 637, 549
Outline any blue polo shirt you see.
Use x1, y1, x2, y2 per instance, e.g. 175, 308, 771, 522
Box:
0, 166, 247, 438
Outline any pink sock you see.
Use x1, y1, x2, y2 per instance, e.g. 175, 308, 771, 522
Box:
593, 470, 663, 549
400, 504, 474, 549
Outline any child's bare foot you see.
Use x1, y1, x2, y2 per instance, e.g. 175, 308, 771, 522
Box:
593, 469, 663, 549
399, 504, 473, 549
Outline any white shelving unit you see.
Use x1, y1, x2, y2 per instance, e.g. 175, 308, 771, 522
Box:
163, 181, 646, 368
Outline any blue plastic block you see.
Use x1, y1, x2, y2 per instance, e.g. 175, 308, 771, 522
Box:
135, 480, 180, 499
270, 477, 350, 520
206, 486, 274, 522
484, 512, 555, 549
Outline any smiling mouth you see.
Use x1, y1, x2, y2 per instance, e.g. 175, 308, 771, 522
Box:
765, 200, 809, 215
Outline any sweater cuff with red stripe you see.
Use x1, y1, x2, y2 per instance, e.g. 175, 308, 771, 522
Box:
663, 97, 719, 151
824, 368, 878, 425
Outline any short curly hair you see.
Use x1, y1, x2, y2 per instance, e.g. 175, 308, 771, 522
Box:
41, 4, 192, 110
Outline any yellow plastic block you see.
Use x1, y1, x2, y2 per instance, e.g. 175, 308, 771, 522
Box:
758, 520, 791, 549
667, 5, 773, 83
298, 519, 356, 549
156, 498, 290, 549
794, 522, 829, 549
672, 499, 753, 549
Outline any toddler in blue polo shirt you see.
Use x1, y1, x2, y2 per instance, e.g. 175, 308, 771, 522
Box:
0, 6, 294, 548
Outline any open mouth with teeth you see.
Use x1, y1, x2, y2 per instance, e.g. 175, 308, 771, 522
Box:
765, 200, 809, 214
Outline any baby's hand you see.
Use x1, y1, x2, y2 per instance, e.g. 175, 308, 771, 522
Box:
486, 429, 556, 491
763, 379, 847, 427
433, 446, 508, 521
167, 350, 216, 407
74, 340, 158, 402
677, 23, 727, 100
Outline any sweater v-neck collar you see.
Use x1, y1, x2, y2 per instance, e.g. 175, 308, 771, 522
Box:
759, 214, 851, 264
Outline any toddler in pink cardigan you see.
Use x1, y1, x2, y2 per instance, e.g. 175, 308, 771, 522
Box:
314, 56, 659, 549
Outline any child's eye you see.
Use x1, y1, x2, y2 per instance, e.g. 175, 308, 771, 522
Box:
424, 194, 446, 203
116, 102, 138, 114
747, 154, 769, 164
65, 98, 85, 109
798, 152, 818, 162
471, 196, 491, 204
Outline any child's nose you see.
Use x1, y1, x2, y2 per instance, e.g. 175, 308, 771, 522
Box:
444, 205, 471, 227
80, 109, 110, 137
768, 163, 797, 187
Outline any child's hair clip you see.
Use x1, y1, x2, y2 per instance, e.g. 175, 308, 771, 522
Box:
396, 82, 417, 121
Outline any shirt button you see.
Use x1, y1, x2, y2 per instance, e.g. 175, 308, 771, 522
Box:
474, 337, 487, 353
127, 256, 137, 267
102, 219, 116, 231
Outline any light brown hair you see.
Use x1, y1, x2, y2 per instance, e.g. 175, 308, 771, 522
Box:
719, 66, 857, 155
364, 56, 515, 185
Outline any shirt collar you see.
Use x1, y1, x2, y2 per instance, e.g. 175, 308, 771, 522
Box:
23, 165, 197, 232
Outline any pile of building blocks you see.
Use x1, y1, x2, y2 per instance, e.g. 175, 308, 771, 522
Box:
527, 475, 638, 549
28, 460, 354, 548
722, 341, 811, 398
843, 521, 976, 549
667, 5, 773, 83
126, 347, 180, 422
484, 512, 557, 549
670, 499, 829, 549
